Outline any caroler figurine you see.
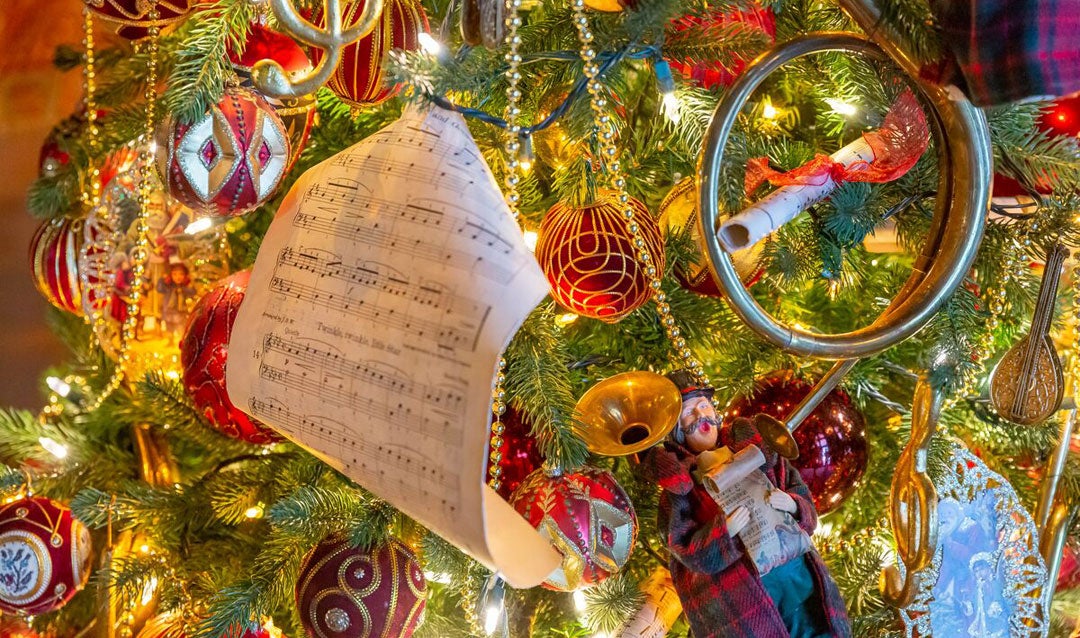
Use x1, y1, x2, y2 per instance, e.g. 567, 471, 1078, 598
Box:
648, 370, 851, 638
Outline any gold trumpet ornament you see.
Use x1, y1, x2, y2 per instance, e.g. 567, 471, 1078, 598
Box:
573, 371, 682, 457
990, 242, 1069, 425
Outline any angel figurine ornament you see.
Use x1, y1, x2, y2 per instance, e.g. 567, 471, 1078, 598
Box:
648, 369, 851, 638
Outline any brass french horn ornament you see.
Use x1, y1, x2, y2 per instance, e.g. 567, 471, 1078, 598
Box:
574, 372, 682, 456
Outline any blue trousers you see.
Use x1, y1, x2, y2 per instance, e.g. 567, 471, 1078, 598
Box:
759, 555, 832, 638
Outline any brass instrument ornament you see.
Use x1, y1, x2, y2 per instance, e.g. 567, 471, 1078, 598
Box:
990, 242, 1069, 425
573, 371, 682, 457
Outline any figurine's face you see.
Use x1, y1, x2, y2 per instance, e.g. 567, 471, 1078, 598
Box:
679, 395, 719, 453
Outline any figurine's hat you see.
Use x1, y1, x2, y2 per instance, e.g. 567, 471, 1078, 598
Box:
665, 369, 714, 401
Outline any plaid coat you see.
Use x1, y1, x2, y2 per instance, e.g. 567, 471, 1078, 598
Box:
929, 0, 1080, 105
650, 422, 851, 638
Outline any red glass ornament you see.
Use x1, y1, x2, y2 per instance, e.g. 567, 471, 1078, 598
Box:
181, 271, 281, 445
723, 370, 867, 514
29, 217, 84, 315
510, 466, 637, 591
536, 195, 665, 322
295, 535, 427, 638
157, 87, 290, 217
487, 406, 543, 500
1039, 94, 1080, 139
0, 497, 91, 615
665, 5, 775, 90
83, 0, 193, 40
309, 0, 429, 108
228, 23, 316, 171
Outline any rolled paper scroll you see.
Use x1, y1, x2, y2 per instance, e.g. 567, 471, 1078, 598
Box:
717, 89, 929, 253
615, 568, 682, 638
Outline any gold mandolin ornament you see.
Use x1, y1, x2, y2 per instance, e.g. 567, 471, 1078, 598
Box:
990, 242, 1069, 425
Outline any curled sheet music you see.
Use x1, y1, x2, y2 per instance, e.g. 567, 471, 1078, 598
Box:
227, 107, 561, 588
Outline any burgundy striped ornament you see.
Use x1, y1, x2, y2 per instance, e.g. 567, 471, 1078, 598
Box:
309, 0, 429, 108
29, 217, 84, 315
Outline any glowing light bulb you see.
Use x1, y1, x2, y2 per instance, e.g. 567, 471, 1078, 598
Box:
244, 504, 265, 519
825, 98, 857, 116
662, 92, 681, 124
38, 437, 68, 459
573, 589, 587, 613
523, 230, 538, 252
484, 604, 502, 635
418, 32, 443, 57
555, 312, 579, 326
761, 98, 778, 120
185, 217, 214, 235
140, 576, 158, 605
46, 376, 71, 397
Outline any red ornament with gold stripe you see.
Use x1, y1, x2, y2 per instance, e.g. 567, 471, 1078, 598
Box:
29, 216, 84, 315
0, 497, 92, 615
83, 0, 193, 40
536, 195, 665, 322
309, 0, 429, 108
295, 534, 427, 638
181, 271, 281, 445
228, 23, 316, 171
510, 466, 637, 591
156, 87, 290, 218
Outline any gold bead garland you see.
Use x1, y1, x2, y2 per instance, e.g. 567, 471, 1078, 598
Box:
500, 0, 525, 220
568, 2, 710, 389
488, 357, 508, 491
85, 11, 162, 412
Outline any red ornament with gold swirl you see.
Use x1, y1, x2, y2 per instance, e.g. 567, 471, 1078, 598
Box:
294, 534, 427, 638
535, 195, 665, 322
83, 0, 193, 40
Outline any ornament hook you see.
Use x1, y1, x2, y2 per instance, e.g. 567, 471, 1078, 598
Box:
251, 0, 385, 99
881, 379, 940, 608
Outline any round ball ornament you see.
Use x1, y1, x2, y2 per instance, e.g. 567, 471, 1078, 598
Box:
83, 0, 193, 40
486, 405, 543, 500
29, 216, 84, 316
723, 370, 867, 514
0, 497, 91, 615
157, 87, 290, 217
309, 0, 429, 108
658, 177, 764, 296
228, 23, 316, 171
295, 534, 427, 638
510, 466, 637, 591
536, 195, 665, 323
181, 271, 281, 445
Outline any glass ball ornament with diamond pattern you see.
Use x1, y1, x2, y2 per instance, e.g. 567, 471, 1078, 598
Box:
510, 466, 637, 591
295, 534, 427, 638
0, 497, 92, 615
156, 87, 290, 218
535, 195, 665, 322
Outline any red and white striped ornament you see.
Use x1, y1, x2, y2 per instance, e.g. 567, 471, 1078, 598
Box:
29, 217, 84, 315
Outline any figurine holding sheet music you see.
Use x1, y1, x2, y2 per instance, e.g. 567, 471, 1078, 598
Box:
648, 370, 850, 638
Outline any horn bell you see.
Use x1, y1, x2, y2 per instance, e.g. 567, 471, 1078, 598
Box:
574, 371, 683, 457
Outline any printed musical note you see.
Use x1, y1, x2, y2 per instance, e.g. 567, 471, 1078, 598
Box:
227, 107, 560, 587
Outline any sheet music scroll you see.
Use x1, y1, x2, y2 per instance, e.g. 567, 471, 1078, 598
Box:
227, 107, 561, 588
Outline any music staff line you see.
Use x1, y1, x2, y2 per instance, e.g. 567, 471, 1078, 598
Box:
262, 334, 467, 413
248, 398, 460, 501
268, 274, 484, 352
276, 246, 486, 316
258, 362, 460, 447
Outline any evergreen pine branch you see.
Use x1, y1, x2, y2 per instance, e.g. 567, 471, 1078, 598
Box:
583, 574, 644, 632
163, 0, 256, 124
505, 304, 589, 470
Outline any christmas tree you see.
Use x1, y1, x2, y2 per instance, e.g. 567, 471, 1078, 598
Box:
7, 0, 1080, 636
